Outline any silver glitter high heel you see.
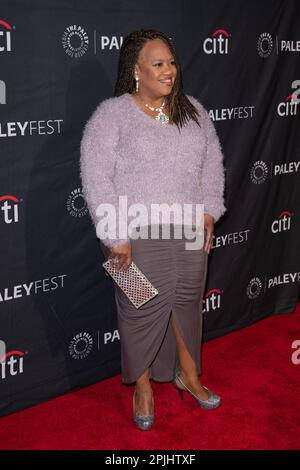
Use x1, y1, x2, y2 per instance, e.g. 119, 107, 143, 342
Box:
173, 370, 221, 410
132, 390, 154, 431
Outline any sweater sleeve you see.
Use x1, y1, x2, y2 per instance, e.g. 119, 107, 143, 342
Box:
189, 95, 227, 223
79, 98, 129, 249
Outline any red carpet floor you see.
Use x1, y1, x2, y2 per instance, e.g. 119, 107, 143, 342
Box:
0, 303, 300, 450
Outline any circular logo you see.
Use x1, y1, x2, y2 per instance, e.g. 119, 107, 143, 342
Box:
62, 25, 89, 58
250, 161, 268, 184
66, 187, 88, 218
247, 277, 263, 299
69, 332, 93, 360
257, 32, 273, 58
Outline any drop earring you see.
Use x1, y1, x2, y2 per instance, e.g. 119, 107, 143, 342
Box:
135, 76, 139, 93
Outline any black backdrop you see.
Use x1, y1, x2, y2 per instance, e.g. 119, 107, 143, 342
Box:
0, 0, 299, 416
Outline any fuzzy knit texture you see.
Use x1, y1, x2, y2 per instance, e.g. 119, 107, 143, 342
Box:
80, 92, 226, 248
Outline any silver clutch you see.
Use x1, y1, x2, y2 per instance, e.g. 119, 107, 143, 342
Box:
102, 258, 159, 309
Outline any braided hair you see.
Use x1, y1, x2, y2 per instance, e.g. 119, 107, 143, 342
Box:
114, 29, 201, 130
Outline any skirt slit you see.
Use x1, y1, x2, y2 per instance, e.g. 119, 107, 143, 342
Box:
105, 224, 208, 384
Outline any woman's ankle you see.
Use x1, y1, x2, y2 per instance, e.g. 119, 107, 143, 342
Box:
135, 381, 152, 394
180, 369, 198, 384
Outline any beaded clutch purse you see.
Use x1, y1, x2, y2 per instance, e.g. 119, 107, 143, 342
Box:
102, 258, 159, 309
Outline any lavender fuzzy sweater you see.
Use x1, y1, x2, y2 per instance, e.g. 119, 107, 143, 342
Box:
80, 93, 226, 248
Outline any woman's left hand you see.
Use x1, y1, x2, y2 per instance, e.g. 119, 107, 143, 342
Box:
204, 213, 215, 254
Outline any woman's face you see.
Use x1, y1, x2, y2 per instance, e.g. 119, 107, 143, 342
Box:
134, 38, 177, 98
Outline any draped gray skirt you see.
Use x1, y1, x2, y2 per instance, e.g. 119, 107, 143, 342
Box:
103, 224, 208, 384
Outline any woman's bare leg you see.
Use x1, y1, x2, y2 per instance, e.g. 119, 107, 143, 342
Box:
171, 314, 209, 400
134, 369, 153, 415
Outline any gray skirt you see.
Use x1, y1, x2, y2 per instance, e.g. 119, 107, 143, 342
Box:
104, 224, 208, 384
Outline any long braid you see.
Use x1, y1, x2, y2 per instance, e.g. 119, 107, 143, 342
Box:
114, 29, 201, 130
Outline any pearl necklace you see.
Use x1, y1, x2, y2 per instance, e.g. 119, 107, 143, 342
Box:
139, 97, 170, 125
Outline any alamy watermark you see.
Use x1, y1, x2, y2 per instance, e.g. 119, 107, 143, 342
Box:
291, 340, 300, 365
95, 196, 205, 250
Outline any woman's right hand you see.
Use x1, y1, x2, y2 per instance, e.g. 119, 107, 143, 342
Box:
109, 241, 132, 271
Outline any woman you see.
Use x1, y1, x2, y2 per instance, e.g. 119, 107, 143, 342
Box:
80, 29, 226, 431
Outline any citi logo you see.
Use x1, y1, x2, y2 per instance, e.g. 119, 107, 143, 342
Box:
203, 29, 230, 55
0, 195, 20, 223
0, 19, 13, 53
271, 211, 293, 233
277, 92, 299, 117
0, 79, 6, 104
202, 289, 222, 313
0, 346, 25, 380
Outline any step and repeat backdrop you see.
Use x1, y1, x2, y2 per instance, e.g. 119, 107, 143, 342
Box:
0, 0, 299, 416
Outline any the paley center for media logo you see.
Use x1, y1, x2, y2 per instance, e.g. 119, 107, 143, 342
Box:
258, 31, 300, 57
62, 25, 89, 58
68, 332, 93, 360
66, 187, 88, 218
250, 158, 300, 184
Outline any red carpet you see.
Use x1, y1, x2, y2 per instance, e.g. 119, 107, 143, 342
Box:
1, 303, 300, 450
